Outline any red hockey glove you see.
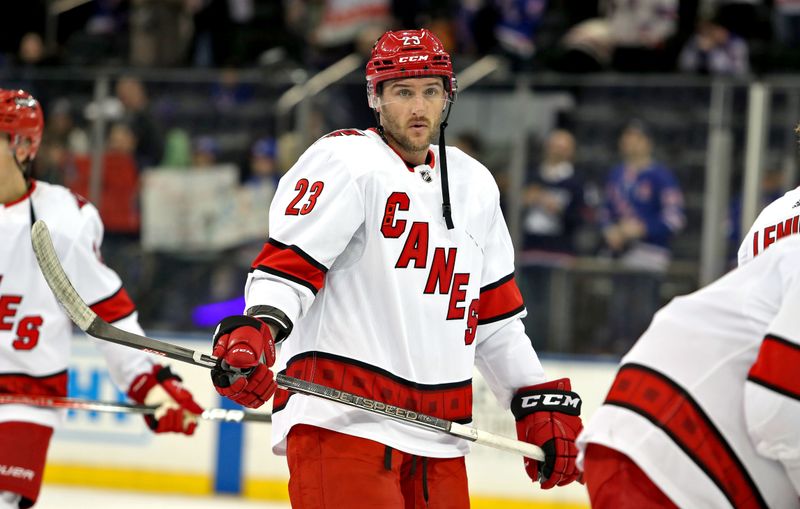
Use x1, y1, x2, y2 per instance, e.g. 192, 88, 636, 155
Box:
511, 378, 583, 489
210, 315, 277, 409
128, 365, 204, 435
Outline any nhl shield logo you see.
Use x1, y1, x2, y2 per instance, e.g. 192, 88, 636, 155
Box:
420, 169, 433, 183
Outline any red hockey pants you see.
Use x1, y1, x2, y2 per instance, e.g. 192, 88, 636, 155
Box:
583, 443, 679, 509
286, 424, 471, 509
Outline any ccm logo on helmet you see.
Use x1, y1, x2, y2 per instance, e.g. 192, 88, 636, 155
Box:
520, 393, 581, 409
398, 55, 429, 63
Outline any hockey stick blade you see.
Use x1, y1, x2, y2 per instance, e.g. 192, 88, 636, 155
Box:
0, 394, 271, 423
31, 220, 218, 369
31, 220, 543, 461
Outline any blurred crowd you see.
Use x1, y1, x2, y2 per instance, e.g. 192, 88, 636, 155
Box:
2, 0, 795, 355
2, 0, 800, 75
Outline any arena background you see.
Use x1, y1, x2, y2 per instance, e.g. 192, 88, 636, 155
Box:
3, 1, 800, 507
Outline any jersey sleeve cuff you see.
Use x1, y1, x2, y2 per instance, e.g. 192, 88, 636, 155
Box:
245, 278, 304, 332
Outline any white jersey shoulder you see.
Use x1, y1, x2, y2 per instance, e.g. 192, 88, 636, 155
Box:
0, 180, 153, 429
737, 186, 800, 266
579, 236, 800, 508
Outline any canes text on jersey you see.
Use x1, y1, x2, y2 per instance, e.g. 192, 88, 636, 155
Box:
0, 276, 43, 350
381, 193, 479, 345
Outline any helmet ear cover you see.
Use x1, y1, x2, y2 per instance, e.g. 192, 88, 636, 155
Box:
365, 29, 457, 111
0, 89, 44, 162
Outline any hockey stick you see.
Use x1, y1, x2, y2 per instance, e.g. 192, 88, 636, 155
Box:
0, 394, 271, 423
31, 220, 544, 461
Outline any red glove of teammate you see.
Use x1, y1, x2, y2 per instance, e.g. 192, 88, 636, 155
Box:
128, 365, 203, 435
210, 315, 277, 409
511, 378, 583, 489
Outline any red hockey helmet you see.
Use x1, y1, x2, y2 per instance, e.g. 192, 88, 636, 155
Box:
366, 29, 457, 109
0, 89, 44, 161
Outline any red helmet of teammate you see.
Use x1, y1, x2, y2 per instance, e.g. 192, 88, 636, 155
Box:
365, 29, 457, 109
0, 89, 44, 161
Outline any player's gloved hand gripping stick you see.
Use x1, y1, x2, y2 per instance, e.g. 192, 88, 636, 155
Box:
30, 219, 544, 462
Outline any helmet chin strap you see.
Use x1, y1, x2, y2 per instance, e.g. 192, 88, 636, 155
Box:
9, 141, 33, 183
439, 100, 454, 230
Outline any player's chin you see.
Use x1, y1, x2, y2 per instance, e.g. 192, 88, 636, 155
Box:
406, 128, 431, 145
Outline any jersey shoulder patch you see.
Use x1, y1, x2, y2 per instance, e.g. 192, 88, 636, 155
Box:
322, 129, 365, 138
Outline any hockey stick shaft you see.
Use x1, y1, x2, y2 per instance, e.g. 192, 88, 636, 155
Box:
0, 394, 271, 423
31, 220, 543, 461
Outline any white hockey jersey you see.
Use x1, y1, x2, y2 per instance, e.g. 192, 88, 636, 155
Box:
246, 128, 546, 457
737, 186, 800, 266
0, 180, 154, 428
577, 235, 800, 508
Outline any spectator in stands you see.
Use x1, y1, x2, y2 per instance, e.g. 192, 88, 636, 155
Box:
15, 32, 58, 68
191, 135, 219, 168
115, 76, 163, 170
43, 98, 89, 155
129, 0, 192, 67
605, 0, 680, 71
306, 0, 392, 67
522, 129, 587, 253
521, 129, 588, 350
679, 16, 750, 75
34, 98, 89, 187
211, 67, 254, 112
246, 137, 280, 188
160, 128, 192, 168
599, 120, 685, 353
773, 0, 800, 48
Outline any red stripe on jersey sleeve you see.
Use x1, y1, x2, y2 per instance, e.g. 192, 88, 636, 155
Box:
272, 352, 473, 423
90, 287, 136, 323
251, 239, 327, 295
748, 335, 800, 400
477, 274, 524, 325
0, 371, 68, 397
606, 364, 766, 509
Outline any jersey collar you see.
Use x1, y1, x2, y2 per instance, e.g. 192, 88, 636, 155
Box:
368, 127, 435, 172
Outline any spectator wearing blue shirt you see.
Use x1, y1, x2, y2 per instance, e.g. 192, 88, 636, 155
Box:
599, 120, 685, 353
678, 16, 750, 75
601, 120, 685, 270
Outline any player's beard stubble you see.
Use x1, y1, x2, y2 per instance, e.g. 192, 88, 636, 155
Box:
380, 108, 442, 154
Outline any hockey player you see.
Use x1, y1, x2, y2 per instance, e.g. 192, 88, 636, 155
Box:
577, 234, 800, 508
736, 182, 800, 266
210, 29, 584, 507
0, 89, 203, 508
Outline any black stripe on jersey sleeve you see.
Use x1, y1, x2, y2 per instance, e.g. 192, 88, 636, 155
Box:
477, 304, 526, 325
479, 272, 514, 293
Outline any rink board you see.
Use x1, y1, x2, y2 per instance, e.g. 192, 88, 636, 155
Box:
42, 334, 616, 507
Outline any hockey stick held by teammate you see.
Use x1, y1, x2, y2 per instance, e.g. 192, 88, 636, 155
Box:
0, 394, 271, 423
0, 89, 202, 508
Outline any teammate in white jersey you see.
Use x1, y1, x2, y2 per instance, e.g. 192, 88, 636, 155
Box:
209, 29, 584, 507
0, 89, 203, 508
737, 185, 800, 266
577, 234, 800, 508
